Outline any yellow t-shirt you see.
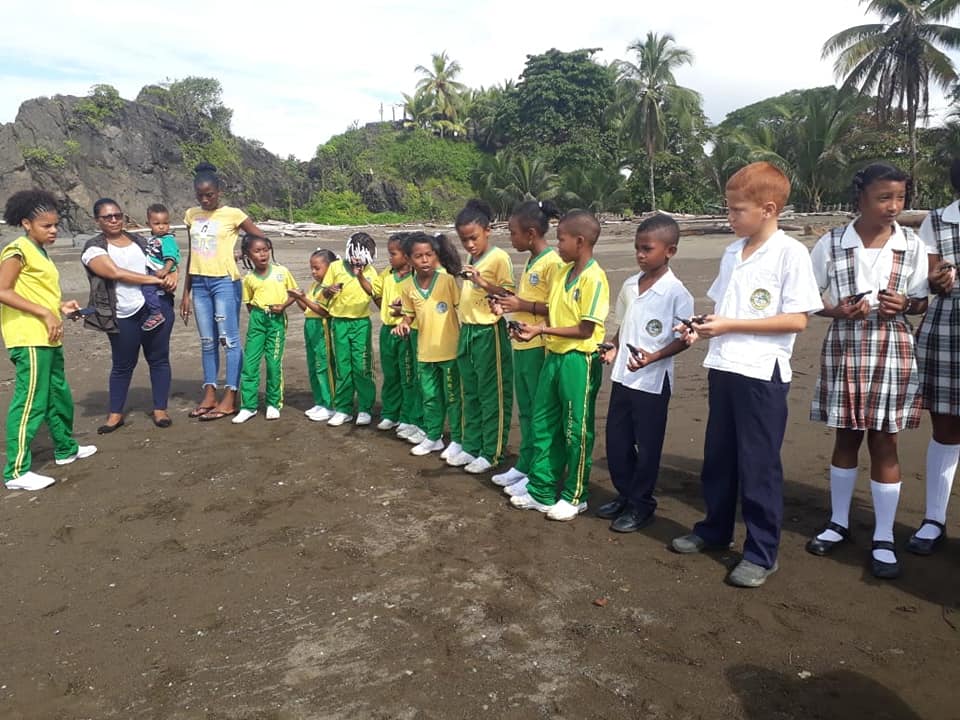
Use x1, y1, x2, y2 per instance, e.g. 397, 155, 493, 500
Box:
242, 263, 298, 309
0, 237, 62, 348
545, 259, 609, 354
402, 271, 460, 362
459, 246, 515, 325
511, 248, 563, 350
324, 259, 377, 319
184, 205, 248, 280
303, 281, 329, 319
373, 267, 414, 327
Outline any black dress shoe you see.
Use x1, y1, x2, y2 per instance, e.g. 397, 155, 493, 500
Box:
595, 496, 628, 520
97, 419, 125, 434
805, 521, 851, 556
906, 519, 946, 556
871, 540, 900, 579
610, 508, 655, 533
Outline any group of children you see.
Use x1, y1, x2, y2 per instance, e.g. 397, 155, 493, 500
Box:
3, 158, 957, 589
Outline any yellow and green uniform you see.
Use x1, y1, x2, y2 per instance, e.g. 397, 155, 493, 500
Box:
238, 263, 297, 411
510, 248, 563, 474
1, 237, 79, 480
325, 259, 378, 415
373, 267, 422, 426
303, 281, 335, 409
183, 206, 248, 280
526, 258, 609, 506
457, 246, 515, 464
402, 271, 462, 444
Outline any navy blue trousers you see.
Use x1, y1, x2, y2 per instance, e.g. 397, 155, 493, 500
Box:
693, 367, 789, 569
605, 378, 671, 513
106, 295, 174, 414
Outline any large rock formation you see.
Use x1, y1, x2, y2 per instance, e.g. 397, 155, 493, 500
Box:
0, 94, 311, 233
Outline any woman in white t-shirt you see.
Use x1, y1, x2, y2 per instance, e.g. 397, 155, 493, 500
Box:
81, 198, 177, 434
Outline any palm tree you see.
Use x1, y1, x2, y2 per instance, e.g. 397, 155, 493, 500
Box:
616, 32, 702, 211
822, 0, 960, 201
401, 91, 435, 130
471, 152, 560, 218
415, 51, 468, 136
560, 167, 629, 214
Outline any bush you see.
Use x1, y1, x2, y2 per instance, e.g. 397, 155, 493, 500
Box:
74, 84, 124, 128
293, 190, 410, 225
22, 146, 67, 169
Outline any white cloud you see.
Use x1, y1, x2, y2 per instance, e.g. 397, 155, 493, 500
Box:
1, 0, 955, 160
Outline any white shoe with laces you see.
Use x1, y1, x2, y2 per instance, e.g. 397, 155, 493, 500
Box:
509, 492, 554, 512
447, 450, 476, 468
233, 409, 257, 424
5, 470, 56, 491
440, 441, 462, 461
504, 478, 530, 496
327, 412, 353, 426
377, 418, 398, 430
356, 412, 372, 426
492, 467, 526, 486
406, 429, 427, 445
304, 405, 323, 418
55, 445, 98, 466
546, 499, 588, 521
309, 407, 333, 422
464, 457, 493, 474
396, 424, 416, 439
265, 406, 280, 420
411, 438, 445, 456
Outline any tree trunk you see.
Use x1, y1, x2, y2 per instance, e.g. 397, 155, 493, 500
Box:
648, 155, 657, 212
908, 119, 918, 209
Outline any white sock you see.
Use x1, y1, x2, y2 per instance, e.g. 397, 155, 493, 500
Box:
871, 480, 901, 563
917, 439, 959, 540
817, 465, 858, 542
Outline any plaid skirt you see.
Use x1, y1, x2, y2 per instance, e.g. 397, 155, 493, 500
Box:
916, 291, 960, 415
811, 315, 922, 432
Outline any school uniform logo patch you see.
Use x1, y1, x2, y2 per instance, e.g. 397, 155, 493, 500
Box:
573, 288, 581, 301
645, 319, 663, 337
750, 288, 772, 310
436, 302, 448, 314
529, 272, 540, 286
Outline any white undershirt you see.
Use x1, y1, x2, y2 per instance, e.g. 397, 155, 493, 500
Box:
81, 242, 148, 319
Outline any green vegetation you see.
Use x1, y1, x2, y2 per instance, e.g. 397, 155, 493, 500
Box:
73, 84, 124, 128
63, 139, 81, 156
293, 190, 409, 225
21, 146, 67, 169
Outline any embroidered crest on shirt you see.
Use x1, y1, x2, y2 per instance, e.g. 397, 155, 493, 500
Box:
573, 288, 581, 301
436, 302, 448, 314
645, 319, 663, 337
529, 272, 540, 286
750, 288, 772, 310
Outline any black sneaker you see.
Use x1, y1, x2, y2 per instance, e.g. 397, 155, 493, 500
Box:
595, 496, 628, 520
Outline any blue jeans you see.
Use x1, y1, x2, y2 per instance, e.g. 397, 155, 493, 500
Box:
191, 275, 242, 390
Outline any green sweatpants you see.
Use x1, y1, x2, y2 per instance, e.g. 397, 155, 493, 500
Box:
4, 345, 79, 480
525, 350, 603, 506
379, 324, 422, 425
513, 346, 546, 474
419, 359, 463, 443
331, 317, 375, 414
457, 321, 513, 464
304, 317, 335, 409
240, 308, 287, 411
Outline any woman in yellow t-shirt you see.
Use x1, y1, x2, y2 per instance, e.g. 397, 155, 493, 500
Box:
0, 190, 96, 491
179, 163, 267, 422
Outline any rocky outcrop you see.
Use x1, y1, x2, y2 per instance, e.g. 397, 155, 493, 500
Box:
0, 95, 312, 232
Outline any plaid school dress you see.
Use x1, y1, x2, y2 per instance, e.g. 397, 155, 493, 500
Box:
810, 226, 923, 432
915, 208, 960, 415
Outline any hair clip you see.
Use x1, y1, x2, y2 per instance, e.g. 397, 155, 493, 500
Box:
538, 201, 543, 209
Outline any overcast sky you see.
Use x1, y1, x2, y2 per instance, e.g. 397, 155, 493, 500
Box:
2, 0, 955, 160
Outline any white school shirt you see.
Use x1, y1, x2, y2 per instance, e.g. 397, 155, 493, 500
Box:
703, 230, 822, 382
610, 269, 694, 394
81, 242, 148, 319
810, 222, 930, 310
918, 200, 960, 254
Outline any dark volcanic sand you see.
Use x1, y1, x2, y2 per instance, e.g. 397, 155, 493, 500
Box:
0, 222, 956, 720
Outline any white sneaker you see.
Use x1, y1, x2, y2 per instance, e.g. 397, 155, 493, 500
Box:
304, 405, 323, 418
509, 492, 554, 512
5, 471, 56, 491
411, 438, 445, 456
396, 422, 412, 434
492, 467, 526, 487
233, 409, 257, 424
504, 477, 530, 497
55, 445, 98, 466
265, 406, 280, 420
406, 429, 427, 445
546, 499, 588, 521
440, 441, 462, 460
356, 412, 372, 426
396, 424, 416, 439
377, 418, 398, 431
464, 457, 493, 474
309, 407, 333, 422
446, 450, 476, 468
327, 412, 353, 427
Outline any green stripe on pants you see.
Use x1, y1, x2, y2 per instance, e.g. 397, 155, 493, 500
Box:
419, 359, 462, 443
457, 322, 513, 464
304, 317, 334, 408
331, 317, 375, 414
525, 351, 603, 506
4, 345, 79, 480
513, 346, 545, 474
240, 308, 288, 410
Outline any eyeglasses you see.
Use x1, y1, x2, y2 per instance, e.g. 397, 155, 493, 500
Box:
97, 213, 123, 221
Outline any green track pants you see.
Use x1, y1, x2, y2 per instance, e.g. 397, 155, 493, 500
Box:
419, 359, 463, 444
304, 317, 335, 409
331, 317, 375, 414
239, 308, 287, 410
457, 321, 513, 464
380, 325, 422, 425
513, 346, 545, 474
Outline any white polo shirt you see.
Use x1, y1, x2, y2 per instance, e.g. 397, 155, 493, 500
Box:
703, 230, 822, 382
810, 222, 930, 310
918, 200, 960, 254
611, 268, 694, 394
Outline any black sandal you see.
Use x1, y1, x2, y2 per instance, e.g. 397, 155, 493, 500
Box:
906, 519, 946, 556
871, 540, 900, 579
805, 521, 851, 556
